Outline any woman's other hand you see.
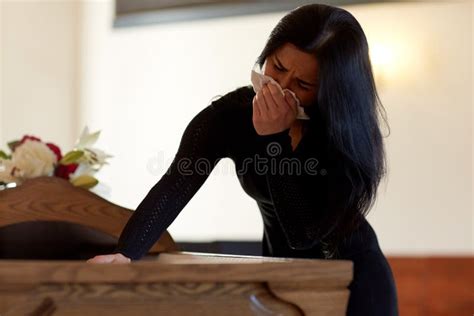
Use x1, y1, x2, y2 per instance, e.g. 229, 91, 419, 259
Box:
86, 253, 131, 264
252, 82, 298, 136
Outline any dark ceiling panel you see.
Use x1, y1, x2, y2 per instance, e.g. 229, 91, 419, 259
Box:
114, 0, 414, 28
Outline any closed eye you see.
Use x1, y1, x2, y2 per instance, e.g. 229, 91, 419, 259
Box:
274, 64, 285, 72
274, 61, 310, 91
298, 83, 310, 91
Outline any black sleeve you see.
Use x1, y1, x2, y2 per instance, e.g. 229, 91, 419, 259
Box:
256, 129, 349, 250
113, 88, 246, 260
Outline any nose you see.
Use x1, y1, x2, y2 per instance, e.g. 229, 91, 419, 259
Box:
275, 73, 292, 91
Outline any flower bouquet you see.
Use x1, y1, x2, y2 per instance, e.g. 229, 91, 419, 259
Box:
0, 126, 112, 190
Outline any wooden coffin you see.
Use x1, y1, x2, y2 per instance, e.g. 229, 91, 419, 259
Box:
0, 177, 353, 315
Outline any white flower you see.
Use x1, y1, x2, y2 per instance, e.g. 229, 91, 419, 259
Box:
78, 147, 113, 168
73, 126, 113, 168
0, 159, 17, 183
75, 126, 101, 149
9, 140, 57, 182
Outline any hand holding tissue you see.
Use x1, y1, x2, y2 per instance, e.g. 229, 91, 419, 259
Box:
250, 64, 310, 120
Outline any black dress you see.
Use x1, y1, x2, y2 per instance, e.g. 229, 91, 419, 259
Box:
114, 85, 399, 315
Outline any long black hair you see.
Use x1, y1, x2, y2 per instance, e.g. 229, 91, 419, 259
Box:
256, 3, 390, 258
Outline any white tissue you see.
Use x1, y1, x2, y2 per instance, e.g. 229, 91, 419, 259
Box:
250, 62, 310, 120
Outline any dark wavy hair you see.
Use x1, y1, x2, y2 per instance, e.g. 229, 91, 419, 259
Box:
255, 4, 390, 258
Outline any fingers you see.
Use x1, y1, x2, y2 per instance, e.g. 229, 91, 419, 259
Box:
267, 82, 286, 108
255, 89, 269, 114
86, 255, 115, 264
113, 254, 131, 264
254, 83, 297, 121
284, 91, 298, 115
110, 258, 131, 264
263, 83, 293, 117
252, 96, 261, 118
261, 84, 277, 115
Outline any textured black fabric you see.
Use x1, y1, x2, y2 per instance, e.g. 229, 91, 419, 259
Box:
114, 85, 398, 315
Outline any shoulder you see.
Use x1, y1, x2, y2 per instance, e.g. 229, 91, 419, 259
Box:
190, 85, 255, 134
208, 85, 255, 114
189, 85, 254, 123
181, 85, 255, 152
187, 85, 253, 122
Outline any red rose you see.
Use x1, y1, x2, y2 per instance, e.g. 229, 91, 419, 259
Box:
46, 142, 62, 162
20, 135, 42, 144
54, 163, 79, 180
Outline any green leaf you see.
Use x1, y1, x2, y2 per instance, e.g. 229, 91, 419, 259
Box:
70, 175, 98, 189
0, 150, 10, 160
59, 150, 84, 165
7, 140, 20, 152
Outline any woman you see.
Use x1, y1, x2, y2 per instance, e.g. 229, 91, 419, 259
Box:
88, 4, 399, 315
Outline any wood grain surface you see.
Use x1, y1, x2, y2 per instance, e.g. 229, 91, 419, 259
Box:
0, 252, 353, 315
0, 176, 177, 254
0, 178, 354, 315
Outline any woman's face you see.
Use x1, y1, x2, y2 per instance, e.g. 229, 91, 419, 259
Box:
263, 43, 319, 107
